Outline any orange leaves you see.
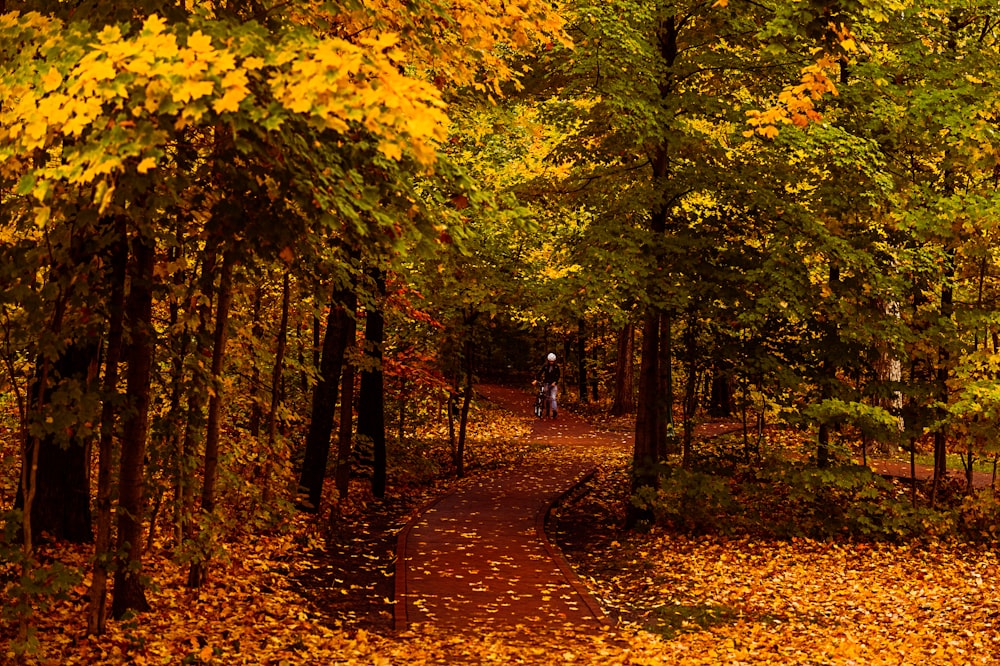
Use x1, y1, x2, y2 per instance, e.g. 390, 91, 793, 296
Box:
569, 529, 1000, 664
746, 56, 840, 139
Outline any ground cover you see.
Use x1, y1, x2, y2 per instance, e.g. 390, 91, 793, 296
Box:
7, 393, 1000, 664
552, 434, 1000, 665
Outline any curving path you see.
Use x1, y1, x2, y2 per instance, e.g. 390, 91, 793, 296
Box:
394, 385, 625, 635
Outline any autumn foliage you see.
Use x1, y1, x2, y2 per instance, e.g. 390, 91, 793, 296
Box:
5, 0, 1000, 663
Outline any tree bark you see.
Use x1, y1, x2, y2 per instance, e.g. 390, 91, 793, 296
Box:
933, 252, 956, 485
577, 317, 588, 403
88, 218, 127, 635
456, 333, 475, 479
18, 343, 99, 544
632, 309, 661, 493
611, 322, 635, 416
334, 354, 356, 503
111, 233, 156, 619
188, 251, 235, 588
263, 272, 291, 505
358, 273, 387, 498
178, 245, 218, 543
297, 285, 355, 511
681, 314, 700, 469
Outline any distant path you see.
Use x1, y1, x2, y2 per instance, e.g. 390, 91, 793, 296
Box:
871, 459, 994, 489
394, 385, 625, 635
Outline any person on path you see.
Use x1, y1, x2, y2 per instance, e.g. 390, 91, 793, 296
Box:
535, 352, 561, 419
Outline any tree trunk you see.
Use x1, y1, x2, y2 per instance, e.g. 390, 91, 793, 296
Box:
18, 342, 99, 544
657, 312, 676, 459
188, 251, 235, 588
577, 317, 588, 403
358, 273, 387, 499
111, 234, 156, 619
933, 252, 956, 485
817, 264, 841, 469
334, 353, 356, 503
88, 218, 127, 635
456, 335, 474, 479
708, 365, 733, 418
681, 315, 700, 469
248, 285, 264, 439
297, 285, 355, 511
629, 134, 670, 525
611, 322, 635, 416
632, 309, 661, 494
263, 272, 291, 505
178, 245, 219, 543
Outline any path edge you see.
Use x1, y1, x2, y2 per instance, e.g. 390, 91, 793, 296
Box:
393, 489, 455, 632
535, 464, 612, 626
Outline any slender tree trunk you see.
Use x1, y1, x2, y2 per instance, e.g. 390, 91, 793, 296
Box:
111, 234, 156, 619
632, 309, 661, 493
88, 219, 127, 635
456, 334, 474, 479
358, 273, 387, 499
681, 315, 700, 469
298, 285, 355, 511
178, 245, 219, 543
263, 272, 291, 505
334, 354, 356, 503
933, 253, 956, 491
629, 137, 670, 525
249, 285, 264, 439
18, 343, 99, 543
611, 322, 635, 416
817, 264, 841, 469
577, 317, 588, 403
657, 312, 676, 459
188, 251, 235, 588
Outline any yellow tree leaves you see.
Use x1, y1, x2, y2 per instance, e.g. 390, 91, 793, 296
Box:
0, 11, 450, 224
328, 0, 570, 94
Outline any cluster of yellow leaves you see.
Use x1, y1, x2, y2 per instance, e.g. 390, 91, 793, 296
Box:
746, 56, 840, 139
0, 11, 448, 223
329, 0, 571, 95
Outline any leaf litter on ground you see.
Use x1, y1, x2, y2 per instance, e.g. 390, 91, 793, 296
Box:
9, 393, 1000, 664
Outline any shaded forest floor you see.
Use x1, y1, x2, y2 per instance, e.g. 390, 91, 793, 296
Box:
7, 388, 1000, 664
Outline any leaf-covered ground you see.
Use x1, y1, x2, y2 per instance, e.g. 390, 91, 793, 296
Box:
8, 399, 1000, 664
553, 447, 1000, 665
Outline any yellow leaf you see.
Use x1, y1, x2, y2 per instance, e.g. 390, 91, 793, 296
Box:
173, 79, 215, 103
187, 30, 214, 53
212, 88, 245, 114
378, 140, 403, 161
41, 67, 63, 92
758, 125, 780, 139
142, 14, 167, 36
34, 205, 51, 228
137, 157, 156, 173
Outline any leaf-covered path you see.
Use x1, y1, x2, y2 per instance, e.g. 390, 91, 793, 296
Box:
394, 384, 629, 635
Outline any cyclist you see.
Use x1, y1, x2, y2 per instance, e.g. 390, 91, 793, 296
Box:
535, 352, 561, 419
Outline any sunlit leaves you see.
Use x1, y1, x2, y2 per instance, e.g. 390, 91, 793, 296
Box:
0, 12, 450, 226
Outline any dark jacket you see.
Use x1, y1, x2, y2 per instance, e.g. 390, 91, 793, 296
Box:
539, 361, 561, 385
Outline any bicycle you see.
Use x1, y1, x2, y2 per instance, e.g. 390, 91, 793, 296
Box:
533, 382, 546, 417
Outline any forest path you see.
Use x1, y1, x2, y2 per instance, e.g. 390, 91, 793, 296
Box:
394, 384, 740, 640
393, 384, 628, 637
